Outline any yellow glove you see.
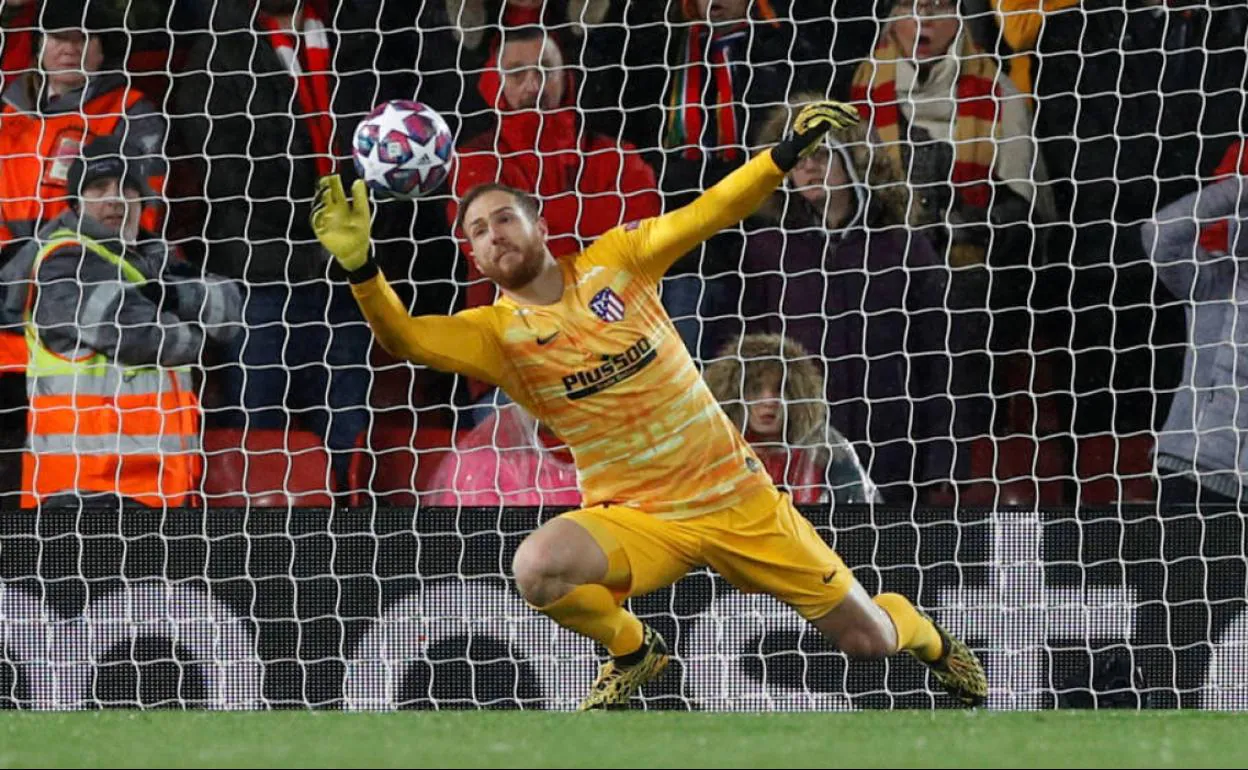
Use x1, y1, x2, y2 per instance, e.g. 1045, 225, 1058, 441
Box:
311, 175, 372, 273
773, 100, 862, 171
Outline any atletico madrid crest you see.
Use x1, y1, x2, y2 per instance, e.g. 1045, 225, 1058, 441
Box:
589, 288, 626, 323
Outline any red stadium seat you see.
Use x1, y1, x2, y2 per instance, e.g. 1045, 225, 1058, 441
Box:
201, 428, 334, 508
347, 420, 456, 506
963, 435, 1068, 506
1077, 434, 1156, 504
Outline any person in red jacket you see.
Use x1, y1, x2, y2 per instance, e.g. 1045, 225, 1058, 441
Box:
446, 25, 661, 314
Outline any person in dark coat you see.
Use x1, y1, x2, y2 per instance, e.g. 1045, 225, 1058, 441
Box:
169, 0, 381, 486
739, 98, 974, 503
582, 0, 833, 360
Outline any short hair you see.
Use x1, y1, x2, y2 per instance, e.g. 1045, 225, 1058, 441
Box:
498, 25, 550, 48
454, 183, 541, 236
497, 26, 563, 71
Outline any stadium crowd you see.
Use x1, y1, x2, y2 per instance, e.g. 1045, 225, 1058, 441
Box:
0, 0, 1245, 511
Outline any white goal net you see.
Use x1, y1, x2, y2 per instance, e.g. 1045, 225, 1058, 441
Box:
0, 0, 1244, 710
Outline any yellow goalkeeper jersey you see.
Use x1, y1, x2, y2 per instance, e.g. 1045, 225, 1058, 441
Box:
352, 150, 787, 519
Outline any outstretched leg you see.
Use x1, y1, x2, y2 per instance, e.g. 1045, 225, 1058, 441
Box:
695, 490, 986, 706
512, 510, 689, 710
810, 584, 987, 707
512, 516, 643, 657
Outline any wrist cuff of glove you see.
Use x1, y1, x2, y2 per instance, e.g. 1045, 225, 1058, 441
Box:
347, 257, 380, 284
772, 129, 818, 173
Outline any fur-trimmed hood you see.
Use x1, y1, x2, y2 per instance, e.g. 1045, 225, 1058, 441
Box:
754, 92, 912, 230
445, 0, 613, 50
703, 333, 828, 447
703, 332, 882, 503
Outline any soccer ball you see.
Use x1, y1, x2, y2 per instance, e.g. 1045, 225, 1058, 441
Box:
352, 100, 454, 200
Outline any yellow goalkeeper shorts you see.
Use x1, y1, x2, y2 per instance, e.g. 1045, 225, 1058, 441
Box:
562, 486, 854, 620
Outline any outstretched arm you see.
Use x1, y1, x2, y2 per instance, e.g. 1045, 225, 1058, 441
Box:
312, 176, 509, 386
621, 101, 861, 284
350, 273, 508, 386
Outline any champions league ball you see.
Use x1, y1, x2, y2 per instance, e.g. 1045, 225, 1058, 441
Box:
352, 100, 454, 199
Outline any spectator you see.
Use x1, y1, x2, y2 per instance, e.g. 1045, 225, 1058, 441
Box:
585, 1, 830, 357
0, 0, 167, 389
1141, 176, 1248, 510
422, 404, 581, 508
741, 99, 964, 502
356, 1, 624, 144
850, 0, 1056, 464
1030, 0, 1247, 440
704, 334, 880, 505
850, 0, 1054, 269
0, 0, 37, 503
0, 0, 166, 247
14, 137, 241, 509
601, 0, 829, 200
449, 0, 626, 140
1033, 0, 1246, 243
171, 0, 377, 486
447, 25, 660, 312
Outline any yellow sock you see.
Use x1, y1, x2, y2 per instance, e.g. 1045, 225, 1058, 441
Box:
537, 584, 645, 658
875, 593, 943, 663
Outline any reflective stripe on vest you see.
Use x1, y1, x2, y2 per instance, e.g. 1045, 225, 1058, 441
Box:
22, 229, 201, 508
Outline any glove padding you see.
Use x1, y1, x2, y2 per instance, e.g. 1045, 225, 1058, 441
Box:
311, 175, 372, 273
772, 100, 862, 172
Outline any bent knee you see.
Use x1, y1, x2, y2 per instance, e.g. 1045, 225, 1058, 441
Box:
512, 540, 560, 605
512, 522, 605, 606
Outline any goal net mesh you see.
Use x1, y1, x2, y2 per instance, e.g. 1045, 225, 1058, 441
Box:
0, 0, 1244, 710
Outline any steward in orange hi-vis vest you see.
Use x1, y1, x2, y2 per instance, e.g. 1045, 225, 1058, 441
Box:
17, 138, 239, 508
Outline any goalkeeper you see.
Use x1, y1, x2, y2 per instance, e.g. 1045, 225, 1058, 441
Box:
312, 101, 987, 710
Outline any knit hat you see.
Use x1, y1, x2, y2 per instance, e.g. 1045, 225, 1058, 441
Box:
65, 135, 151, 209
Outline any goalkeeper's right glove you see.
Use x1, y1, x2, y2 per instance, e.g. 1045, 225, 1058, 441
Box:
771, 100, 862, 172
311, 175, 375, 279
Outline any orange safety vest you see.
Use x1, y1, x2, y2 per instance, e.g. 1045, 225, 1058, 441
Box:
20, 231, 201, 508
0, 330, 23, 373
0, 85, 164, 244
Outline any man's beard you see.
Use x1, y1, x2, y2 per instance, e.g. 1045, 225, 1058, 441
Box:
483, 244, 544, 291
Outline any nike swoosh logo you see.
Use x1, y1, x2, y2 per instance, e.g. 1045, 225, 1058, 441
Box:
536, 332, 560, 345
822, 571, 837, 585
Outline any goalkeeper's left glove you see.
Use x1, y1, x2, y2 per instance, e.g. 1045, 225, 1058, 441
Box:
311, 175, 374, 279
771, 100, 862, 172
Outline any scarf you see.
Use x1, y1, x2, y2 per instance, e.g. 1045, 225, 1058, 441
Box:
258, 6, 336, 177
850, 32, 1002, 211
664, 21, 748, 162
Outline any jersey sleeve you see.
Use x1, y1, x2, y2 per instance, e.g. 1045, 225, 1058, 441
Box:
598, 149, 787, 284
350, 270, 509, 387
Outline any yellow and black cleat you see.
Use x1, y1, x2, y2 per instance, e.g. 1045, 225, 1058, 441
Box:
578, 626, 670, 711
922, 614, 988, 707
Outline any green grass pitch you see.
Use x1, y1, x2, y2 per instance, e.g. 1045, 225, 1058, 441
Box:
1, 711, 1244, 768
